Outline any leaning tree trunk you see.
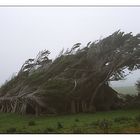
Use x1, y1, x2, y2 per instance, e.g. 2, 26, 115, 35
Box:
89, 82, 103, 112
88, 65, 117, 112
0, 90, 48, 115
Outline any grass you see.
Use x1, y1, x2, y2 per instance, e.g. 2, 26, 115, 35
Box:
0, 109, 140, 134
28, 120, 36, 126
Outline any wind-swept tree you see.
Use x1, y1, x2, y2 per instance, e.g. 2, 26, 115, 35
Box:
58, 31, 140, 112
0, 30, 140, 115
84, 31, 140, 110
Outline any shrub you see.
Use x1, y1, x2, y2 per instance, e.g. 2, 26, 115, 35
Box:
98, 119, 112, 133
57, 122, 63, 129
75, 118, 79, 122
6, 127, 17, 133
28, 120, 36, 126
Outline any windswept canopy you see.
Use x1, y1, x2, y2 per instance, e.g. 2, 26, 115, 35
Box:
0, 31, 140, 115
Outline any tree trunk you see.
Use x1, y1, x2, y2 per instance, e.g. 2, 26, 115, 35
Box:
81, 100, 88, 112
84, 102, 87, 112
89, 82, 103, 105
81, 101, 85, 112
35, 105, 40, 116
64, 103, 67, 113
88, 67, 116, 111
76, 100, 80, 113
71, 100, 76, 113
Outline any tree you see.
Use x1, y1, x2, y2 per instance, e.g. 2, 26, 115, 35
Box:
61, 30, 140, 111
84, 31, 140, 110
0, 30, 140, 115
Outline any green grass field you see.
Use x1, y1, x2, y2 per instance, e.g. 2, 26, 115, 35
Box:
0, 109, 140, 134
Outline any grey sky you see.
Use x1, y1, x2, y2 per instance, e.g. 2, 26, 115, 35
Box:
0, 7, 140, 86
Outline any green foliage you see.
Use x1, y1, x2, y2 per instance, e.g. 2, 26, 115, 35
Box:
25, 71, 46, 86
0, 72, 28, 95
75, 118, 80, 122
0, 76, 18, 95
57, 122, 63, 129
40, 79, 73, 113
0, 31, 140, 115
98, 119, 112, 133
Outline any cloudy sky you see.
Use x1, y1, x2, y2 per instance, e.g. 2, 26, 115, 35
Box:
0, 7, 140, 86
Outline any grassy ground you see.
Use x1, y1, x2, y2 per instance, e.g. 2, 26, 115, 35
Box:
0, 109, 140, 134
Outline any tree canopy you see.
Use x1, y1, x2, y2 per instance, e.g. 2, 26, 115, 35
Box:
0, 31, 140, 115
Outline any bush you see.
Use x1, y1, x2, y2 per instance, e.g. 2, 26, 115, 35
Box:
98, 119, 112, 133
75, 118, 79, 122
57, 122, 63, 129
28, 120, 36, 126
6, 127, 17, 133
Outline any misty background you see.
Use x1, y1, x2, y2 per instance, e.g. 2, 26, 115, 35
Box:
0, 7, 140, 90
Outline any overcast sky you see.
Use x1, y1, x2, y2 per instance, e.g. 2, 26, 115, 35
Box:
0, 7, 140, 86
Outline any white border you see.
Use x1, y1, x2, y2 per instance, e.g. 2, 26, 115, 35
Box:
0, 1, 140, 140
0, 0, 140, 5
0, 135, 140, 140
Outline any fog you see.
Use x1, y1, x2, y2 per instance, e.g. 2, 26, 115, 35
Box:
0, 7, 140, 86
